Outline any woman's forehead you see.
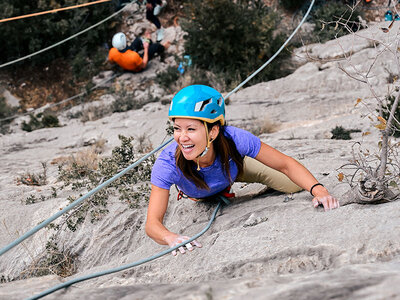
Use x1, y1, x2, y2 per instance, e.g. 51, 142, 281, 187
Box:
174, 118, 203, 126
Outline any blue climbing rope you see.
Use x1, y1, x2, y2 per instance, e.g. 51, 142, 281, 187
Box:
26, 199, 224, 300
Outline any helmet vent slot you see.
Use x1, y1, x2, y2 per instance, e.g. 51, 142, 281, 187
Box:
210, 109, 216, 114
217, 97, 222, 106
194, 98, 211, 112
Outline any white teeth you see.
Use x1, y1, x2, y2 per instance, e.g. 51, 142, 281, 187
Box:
182, 144, 194, 149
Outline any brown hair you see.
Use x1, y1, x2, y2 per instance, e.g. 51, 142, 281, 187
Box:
175, 122, 244, 190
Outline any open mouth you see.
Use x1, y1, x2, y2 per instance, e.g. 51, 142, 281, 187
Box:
181, 144, 194, 149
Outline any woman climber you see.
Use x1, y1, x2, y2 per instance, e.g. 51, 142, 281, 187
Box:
145, 85, 339, 256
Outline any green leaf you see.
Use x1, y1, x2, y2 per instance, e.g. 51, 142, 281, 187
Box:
389, 181, 398, 188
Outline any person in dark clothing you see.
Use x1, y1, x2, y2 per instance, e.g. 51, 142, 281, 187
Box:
146, 0, 162, 29
130, 35, 166, 60
138, 0, 166, 41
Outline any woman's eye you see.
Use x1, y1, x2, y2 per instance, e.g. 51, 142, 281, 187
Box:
173, 127, 180, 131
188, 128, 195, 131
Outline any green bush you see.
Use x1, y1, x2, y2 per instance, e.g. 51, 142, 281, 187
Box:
156, 66, 180, 92
21, 113, 60, 132
71, 46, 108, 80
189, 67, 214, 87
181, 0, 290, 87
57, 135, 155, 231
312, 2, 363, 43
280, 0, 308, 11
331, 126, 360, 140
0, 0, 117, 67
24, 194, 46, 205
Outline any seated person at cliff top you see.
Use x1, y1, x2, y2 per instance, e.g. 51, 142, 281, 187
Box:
108, 31, 167, 72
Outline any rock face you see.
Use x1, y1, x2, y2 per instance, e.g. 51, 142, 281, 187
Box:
1, 23, 400, 300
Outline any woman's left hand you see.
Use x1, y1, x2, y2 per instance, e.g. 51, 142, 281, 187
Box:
312, 195, 340, 211
165, 235, 202, 256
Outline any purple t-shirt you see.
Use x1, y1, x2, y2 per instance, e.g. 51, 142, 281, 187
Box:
151, 126, 261, 198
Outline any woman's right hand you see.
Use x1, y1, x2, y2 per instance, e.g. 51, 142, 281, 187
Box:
164, 234, 202, 256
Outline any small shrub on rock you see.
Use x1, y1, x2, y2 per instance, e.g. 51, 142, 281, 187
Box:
17, 162, 47, 186
21, 113, 60, 132
23, 194, 46, 205
19, 235, 76, 279
56, 135, 155, 231
331, 126, 360, 140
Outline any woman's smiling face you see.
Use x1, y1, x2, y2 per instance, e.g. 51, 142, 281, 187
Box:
173, 118, 208, 161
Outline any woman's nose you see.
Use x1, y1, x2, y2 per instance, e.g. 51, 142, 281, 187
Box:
179, 130, 189, 141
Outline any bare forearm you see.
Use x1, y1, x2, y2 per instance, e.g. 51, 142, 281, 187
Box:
142, 48, 149, 69
281, 156, 338, 210
283, 157, 329, 197
256, 142, 329, 197
145, 219, 174, 245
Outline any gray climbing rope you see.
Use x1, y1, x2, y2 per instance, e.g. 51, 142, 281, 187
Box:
0, 137, 173, 257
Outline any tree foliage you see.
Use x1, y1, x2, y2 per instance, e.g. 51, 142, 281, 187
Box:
0, 0, 119, 66
279, 0, 309, 11
181, 0, 290, 87
311, 1, 363, 43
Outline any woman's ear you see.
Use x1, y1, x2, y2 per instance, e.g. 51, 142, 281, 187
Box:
210, 124, 220, 141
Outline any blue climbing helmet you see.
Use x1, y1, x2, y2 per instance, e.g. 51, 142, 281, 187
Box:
168, 85, 225, 125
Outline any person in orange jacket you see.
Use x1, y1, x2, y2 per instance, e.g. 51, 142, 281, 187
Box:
108, 31, 168, 72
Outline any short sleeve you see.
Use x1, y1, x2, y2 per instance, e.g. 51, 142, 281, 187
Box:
150, 144, 177, 190
224, 126, 261, 158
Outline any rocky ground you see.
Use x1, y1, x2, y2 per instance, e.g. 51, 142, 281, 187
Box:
1, 11, 400, 300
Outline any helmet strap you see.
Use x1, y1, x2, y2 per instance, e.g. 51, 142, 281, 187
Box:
197, 157, 201, 171
197, 121, 211, 170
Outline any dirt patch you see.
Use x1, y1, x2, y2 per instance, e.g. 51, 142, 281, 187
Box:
1, 59, 81, 110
